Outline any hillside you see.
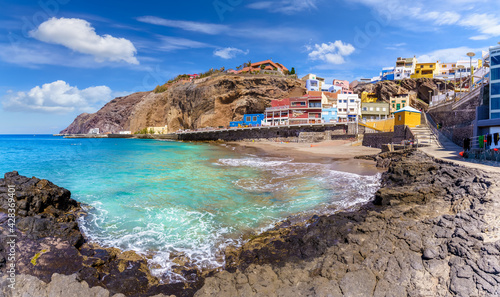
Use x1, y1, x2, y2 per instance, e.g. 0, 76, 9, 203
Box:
61, 75, 305, 134
353, 78, 453, 110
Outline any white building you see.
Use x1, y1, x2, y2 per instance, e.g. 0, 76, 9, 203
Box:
119, 131, 132, 134
88, 128, 100, 134
394, 57, 417, 80
336, 94, 361, 122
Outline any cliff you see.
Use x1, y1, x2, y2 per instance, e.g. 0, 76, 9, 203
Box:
61, 75, 305, 134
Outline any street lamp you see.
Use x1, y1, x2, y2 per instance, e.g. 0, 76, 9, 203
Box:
467, 52, 476, 93
457, 65, 465, 98
429, 90, 432, 104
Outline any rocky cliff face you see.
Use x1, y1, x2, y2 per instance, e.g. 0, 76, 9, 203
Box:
353, 78, 454, 110
61, 75, 305, 134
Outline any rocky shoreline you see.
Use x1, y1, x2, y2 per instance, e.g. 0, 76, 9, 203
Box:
1, 150, 500, 296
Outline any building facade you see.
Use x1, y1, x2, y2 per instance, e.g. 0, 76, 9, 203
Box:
381, 67, 395, 81
389, 94, 410, 113
361, 102, 390, 120
490, 45, 500, 120
321, 107, 338, 123
230, 114, 265, 127
264, 96, 323, 125
337, 94, 361, 122
394, 57, 417, 80
394, 106, 421, 128
411, 62, 440, 79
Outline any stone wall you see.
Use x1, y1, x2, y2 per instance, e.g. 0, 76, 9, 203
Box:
428, 92, 479, 146
178, 124, 357, 142
362, 132, 394, 148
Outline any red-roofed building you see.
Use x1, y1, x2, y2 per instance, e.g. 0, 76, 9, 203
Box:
235, 60, 289, 74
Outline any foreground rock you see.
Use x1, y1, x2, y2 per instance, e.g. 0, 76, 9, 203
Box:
196, 150, 500, 296
0, 172, 201, 297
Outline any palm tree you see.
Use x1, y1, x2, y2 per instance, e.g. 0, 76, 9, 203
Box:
236, 65, 242, 70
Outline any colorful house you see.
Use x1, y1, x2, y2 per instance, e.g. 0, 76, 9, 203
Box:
235, 60, 288, 74
321, 107, 338, 123
361, 92, 378, 103
394, 57, 417, 80
389, 94, 410, 114
333, 79, 353, 94
411, 62, 440, 79
361, 102, 390, 120
264, 95, 323, 125
230, 114, 265, 127
394, 106, 421, 128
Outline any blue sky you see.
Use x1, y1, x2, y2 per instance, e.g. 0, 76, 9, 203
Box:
1, 0, 500, 133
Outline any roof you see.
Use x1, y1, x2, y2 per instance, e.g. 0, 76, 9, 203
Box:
308, 91, 324, 97
393, 106, 421, 114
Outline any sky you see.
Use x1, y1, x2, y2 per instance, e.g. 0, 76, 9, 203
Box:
1, 0, 500, 133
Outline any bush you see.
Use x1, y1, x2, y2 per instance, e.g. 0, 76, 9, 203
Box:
134, 128, 149, 134
154, 84, 169, 93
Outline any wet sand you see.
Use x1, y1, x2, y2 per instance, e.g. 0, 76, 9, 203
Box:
225, 140, 384, 176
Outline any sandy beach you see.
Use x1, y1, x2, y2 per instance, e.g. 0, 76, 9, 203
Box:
226, 139, 383, 176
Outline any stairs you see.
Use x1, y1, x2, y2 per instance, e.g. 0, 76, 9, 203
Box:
410, 124, 442, 148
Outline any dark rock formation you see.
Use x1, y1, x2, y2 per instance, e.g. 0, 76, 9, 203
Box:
0, 172, 202, 297
195, 150, 500, 296
353, 78, 454, 107
61, 75, 305, 134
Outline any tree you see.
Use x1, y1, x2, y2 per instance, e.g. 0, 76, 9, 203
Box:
246, 60, 252, 71
236, 65, 242, 70
290, 67, 296, 75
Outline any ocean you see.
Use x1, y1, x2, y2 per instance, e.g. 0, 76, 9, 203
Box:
0, 135, 381, 282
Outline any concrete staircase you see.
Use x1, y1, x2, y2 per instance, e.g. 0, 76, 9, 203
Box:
410, 124, 442, 148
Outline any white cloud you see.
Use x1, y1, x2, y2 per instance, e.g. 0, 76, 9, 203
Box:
2, 80, 112, 113
157, 36, 212, 51
247, 0, 318, 14
136, 16, 314, 42
308, 41, 355, 65
137, 16, 228, 35
416, 46, 486, 63
349, 0, 500, 39
29, 17, 138, 64
213, 47, 249, 59
459, 13, 500, 40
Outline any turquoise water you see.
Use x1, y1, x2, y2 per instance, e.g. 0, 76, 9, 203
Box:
0, 135, 380, 282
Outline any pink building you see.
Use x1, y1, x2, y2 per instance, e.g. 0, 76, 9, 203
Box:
333, 79, 353, 94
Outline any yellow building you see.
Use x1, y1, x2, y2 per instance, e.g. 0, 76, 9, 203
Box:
147, 126, 168, 134
411, 62, 440, 79
362, 118, 395, 132
361, 92, 378, 103
389, 94, 410, 114
394, 106, 421, 128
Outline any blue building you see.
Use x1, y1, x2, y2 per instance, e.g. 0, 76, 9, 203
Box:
321, 107, 338, 123
306, 79, 320, 91
230, 114, 265, 128
381, 67, 395, 81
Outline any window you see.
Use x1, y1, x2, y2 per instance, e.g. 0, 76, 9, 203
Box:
350, 99, 355, 103
402, 100, 406, 103
492, 112, 500, 119
246, 116, 251, 121
491, 55, 500, 67
369, 107, 374, 111
392, 104, 395, 108
382, 108, 387, 111
416, 71, 420, 74
376, 107, 380, 111
491, 83, 500, 96
491, 97, 500, 110
398, 115, 402, 121
442, 65, 446, 68
420, 65, 424, 68
253, 116, 257, 122
362, 107, 368, 111
350, 108, 355, 112
491, 68, 500, 81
